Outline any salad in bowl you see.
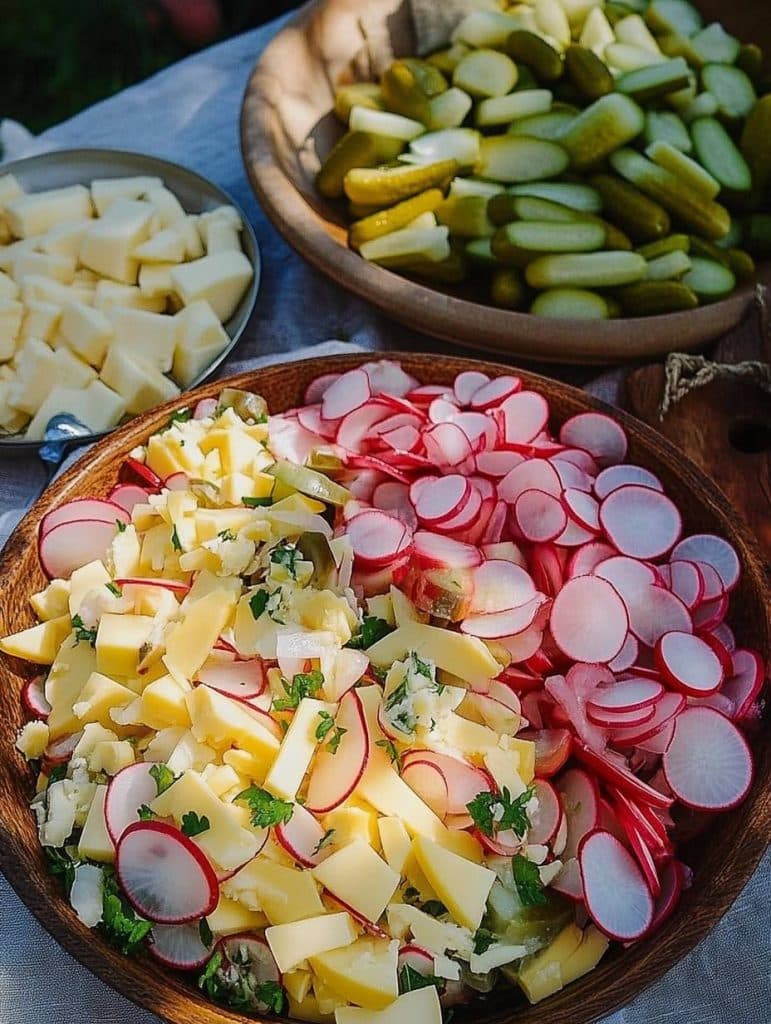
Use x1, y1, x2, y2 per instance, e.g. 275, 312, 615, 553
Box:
1, 359, 763, 1024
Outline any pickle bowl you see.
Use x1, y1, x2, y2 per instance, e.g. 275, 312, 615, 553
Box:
240, 0, 769, 364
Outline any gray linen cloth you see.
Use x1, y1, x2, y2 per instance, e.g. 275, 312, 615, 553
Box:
0, 11, 768, 1024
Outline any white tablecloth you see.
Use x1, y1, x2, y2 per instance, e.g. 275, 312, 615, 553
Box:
0, 13, 768, 1024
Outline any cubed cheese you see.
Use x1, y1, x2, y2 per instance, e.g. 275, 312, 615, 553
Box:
77, 784, 114, 862
133, 228, 185, 263
93, 279, 166, 314
5, 185, 92, 238
186, 685, 280, 764
90, 176, 163, 216
0, 270, 19, 300
313, 842, 399, 924
0, 614, 71, 665
366, 621, 499, 685
89, 738, 136, 774
377, 817, 411, 875
107, 305, 177, 372
171, 300, 230, 386
11, 251, 76, 284
25, 380, 127, 441
95, 613, 155, 677
311, 937, 399, 1012
45, 639, 98, 739
100, 345, 179, 415
139, 674, 192, 729
138, 263, 175, 298
207, 896, 267, 936
266, 913, 357, 974
8, 337, 56, 412
334, 987, 442, 1024
204, 219, 241, 254
73, 672, 139, 728
59, 301, 114, 366
52, 346, 97, 391
70, 560, 118, 616
20, 299, 61, 343
80, 198, 154, 284
411, 836, 496, 931
323, 804, 379, 850
225, 858, 326, 924
0, 298, 23, 361
164, 588, 237, 681
264, 697, 335, 801
170, 250, 253, 322
40, 220, 91, 260
146, 186, 186, 227
30, 578, 71, 621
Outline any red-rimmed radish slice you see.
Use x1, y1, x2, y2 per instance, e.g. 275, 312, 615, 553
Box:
608, 634, 639, 673
550, 576, 628, 664
579, 830, 654, 940
197, 656, 265, 701
635, 719, 676, 755
552, 459, 593, 493
39, 518, 119, 580
573, 742, 673, 809
116, 821, 218, 924
40, 498, 129, 537
691, 593, 728, 631
401, 749, 494, 816
611, 800, 661, 899
667, 560, 704, 610
610, 692, 685, 748
398, 944, 436, 975
711, 622, 736, 653
588, 679, 664, 713
594, 464, 663, 500
596, 557, 692, 646
346, 510, 411, 569
274, 802, 334, 868
552, 857, 583, 901
121, 456, 162, 489
498, 458, 561, 504
372, 482, 418, 531
470, 375, 522, 410
164, 472, 189, 492
22, 676, 51, 719
610, 788, 670, 856
217, 934, 282, 994
475, 450, 524, 478
105, 762, 163, 845
149, 922, 212, 970
454, 370, 490, 406
521, 729, 572, 778
481, 499, 508, 546
499, 623, 544, 663
305, 690, 369, 814
663, 706, 753, 811
587, 703, 655, 729
696, 630, 733, 679
670, 534, 740, 593
559, 413, 627, 468
555, 448, 597, 474
413, 532, 482, 570
361, 359, 419, 398
639, 859, 683, 940
461, 595, 547, 640
690, 561, 724, 603
514, 489, 567, 544
562, 488, 600, 533
42, 730, 83, 771
500, 391, 549, 445
109, 484, 150, 514
305, 372, 341, 405
556, 768, 599, 860
192, 397, 218, 420
554, 518, 596, 547
599, 486, 682, 560
325, 894, 389, 938
476, 828, 524, 857
297, 404, 337, 440
528, 779, 561, 845
337, 400, 393, 453
381, 425, 422, 453
467, 691, 520, 736
654, 631, 724, 696
433, 486, 483, 534
321, 368, 372, 420
428, 397, 461, 424
406, 384, 453, 404
423, 422, 474, 468
452, 412, 497, 452
722, 648, 764, 720
551, 812, 568, 856
401, 759, 449, 820
567, 541, 616, 579
115, 577, 190, 594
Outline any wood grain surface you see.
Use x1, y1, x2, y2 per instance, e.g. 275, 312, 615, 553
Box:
239, 0, 771, 365
0, 352, 768, 1024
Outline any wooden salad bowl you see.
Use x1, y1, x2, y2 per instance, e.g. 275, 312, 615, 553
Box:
0, 352, 768, 1024
240, 0, 771, 364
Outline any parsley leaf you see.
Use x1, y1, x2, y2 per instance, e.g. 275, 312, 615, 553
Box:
385, 680, 408, 712
137, 804, 156, 821
315, 711, 346, 754
101, 871, 152, 955
498, 786, 534, 838
115, 519, 127, 533
171, 525, 183, 553
376, 738, 401, 767
164, 408, 192, 430
236, 787, 294, 829
242, 496, 273, 508
473, 927, 496, 955
249, 590, 269, 620
217, 529, 237, 542
181, 811, 210, 837
512, 853, 547, 907
345, 616, 394, 650
466, 786, 533, 840
399, 964, 444, 994
255, 981, 285, 1014
44, 847, 77, 896
199, 917, 213, 949
410, 652, 433, 680
273, 670, 324, 712
71, 615, 97, 647
47, 764, 68, 786
270, 543, 298, 579
312, 829, 335, 856
149, 763, 175, 796
198, 951, 224, 997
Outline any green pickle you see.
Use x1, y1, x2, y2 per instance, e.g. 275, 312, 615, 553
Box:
381, 59, 448, 122
589, 173, 671, 242
740, 95, 771, 197
333, 83, 384, 123
348, 189, 445, 249
268, 461, 351, 507
615, 280, 699, 315
437, 195, 496, 238
490, 268, 526, 309
343, 160, 458, 206
638, 234, 691, 259
317, 131, 404, 199
506, 30, 564, 82
531, 288, 612, 318
564, 45, 615, 100
561, 94, 645, 171
526, 251, 647, 289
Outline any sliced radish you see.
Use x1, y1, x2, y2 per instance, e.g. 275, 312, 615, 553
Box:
568, 542, 618, 579
610, 692, 685, 748
514, 489, 567, 543
401, 759, 449, 820
423, 422, 474, 468
428, 397, 461, 424
116, 577, 190, 594
461, 595, 547, 640
197, 656, 265, 701
22, 676, 51, 719
667, 560, 704, 610
398, 944, 436, 975
346, 510, 411, 569
216, 934, 281, 995
164, 472, 189, 492
121, 456, 162, 490
274, 802, 334, 868
433, 486, 483, 534
305, 690, 369, 814
500, 622, 545, 663
722, 648, 764, 720
691, 561, 724, 603
149, 922, 212, 970
406, 384, 454, 405
696, 630, 733, 679
562, 489, 600, 533
105, 762, 164, 845
109, 484, 150, 515
454, 370, 490, 406
641, 859, 683, 940
401, 750, 494, 815
372, 482, 418, 531
588, 679, 664, 713
551, 812, 568, 856
692, 593, 728, 631
305, 373, 341, 404
40, 498, 129, 537
381, 425, 421, 453
193, 397, 219, 419
711, 622, 736, 653
599, 485, 682, 560
498, 458, 561, 504
528, 779, 562, 845
39, 518, 118, 580
594, 464, 663, 500
550, 575, 628, 663
556, 768, 599, 861
654, 631, 724, 696
469, 560, 536, 615
559, 413, 627, 468
529, 543, 564, 598
670, 534, 740, 592
580, 830, 654, 940
361, 359, 419, 398
42, 730, 83, 771
321, 368, 372, 420
552, 459, 593, 493
522, 729, 572, 777
116, 821, 218, 924
414, 532, 482, 570
573, 743, 673, 809
475, 450, 525, 478
608, 634, 639, 673
552, 857, 583, 901
500, 391, 549, 445
663, 706, 753, 811
612, 801, 662, 899
470, 375, 522, 410
587, 703, 655, 729
337, 401, 393, 453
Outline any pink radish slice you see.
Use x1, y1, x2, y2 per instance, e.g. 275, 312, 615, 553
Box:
109, 484, 150, 514
461, 595, 547, 640
42, 730, 83, 770
499, 623, 544, 663
401, 760, 449, 820
587, 703, 655, 728
573, 742, 673, 809
406, 384, 454, 404
528, 779, 562, 845
611, 802, 662, 899
594, 463, 663, 500
611, 788, 670, 856
164, 472, 188, 491
454, 370, 490, 406
116, 577, 190, 594
475, 450, 525, 478
22, 676, 51, 719
514, 489, 567, 543
670, 534, 740, 593
567, 542, 616, 579
337, 401, 393, 452
481, 499, 508, 546
305, 690, 369, 814
122, 457, 162, 490
556, 768, 600, 860
667, 560, 704, 610
372, 482, 418, 531
610, 692, 685, 748
452, 412, 497, 451
556, 448, 598, 474
711, 622, 736, 652
105, 762, 163, 845
551, 812, 568, 856
663, 706, 753, 811
40, 498, 129, 537
722, 648, 764, 720
608, 634, 639, 673
321, 368, 372, 420
522, 729, 572, 777
500, 391, 549, 444
149, 922, 212, 970
470, 560, 537, 614
193, 397, 218, 419
654, 631, 724, 696
360, 359, 418, 398
498, 458, 562, 504
476, 828, 524, 857
562, 489, 600, 533
398, 945, 435, 975
690, 561, 724, 603
197, 657, 265, 701
552, 459, 593, 493
268, 417, 325, 465
116, 821, 218, 924
691, 593, 728, 631
635, 719, 676, 755
599, 485, 682, 560
381, 425, 421, 453
550, 575, 628, 664
696, 631, 733, 679
470, 375, 522, 410
433, 486, 483, 534
588, 679, 664, 713
401, 750, 494, 815
554, 518, 596, 547
552, 857, 583, 901
428, 397, 461, 424
530, 543, 564, 598
304, 372, 342, 405
346, 510, 411, 568
598, 796, 629, 847
423, 422, 474, 468
579, 830, 654, 940
39, 518, 118, 580
274, 802, 334, 868
297, 404, 336, 439
413, 532, 482, 570
641, 859, 683, 939
559, 413, 628, 468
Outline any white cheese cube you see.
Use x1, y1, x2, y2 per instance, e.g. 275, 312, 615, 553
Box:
107, 306, 178, 372
53, 346, 97, 390
11, 251, 76, 284
313, 841, 400, 923
138, 263, 175, 298
0, 379, 29, 433
5, 185, 93, 238
100, 346, 180, 415
0, 298, 23, 360
40, 220, 91, 260
0, 270, 19, 300
146, 186, 186, 226
25, 380, 126, 440
8, 337, 56, 412
200, 205, 243, 232
80, 198, 155, 284
21, 275, 95, 308
266, 913, 357, 974
133, 228, 185, 263
93, 279, 166, 314
90, 175, 164, 216
204, 218, 241, 254
0, 236, 43, 272
60, 301, 114, 366
21, 299, 62, 342
180, 216, 205, 259
172, 299, 230, 385
264, 697, 336, 802
170, 251, 253, 322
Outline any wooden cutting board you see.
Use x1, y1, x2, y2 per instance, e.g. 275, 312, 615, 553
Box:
626, 293, 771, 563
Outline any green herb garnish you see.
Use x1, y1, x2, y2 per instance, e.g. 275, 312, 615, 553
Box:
199, 917, 213, 949
466, 786, 533, 840
312, 829, 336, 857
149, 763, 175, 796
512, 853, 547, 907
116, 519, 127, 533
273, 670, 324, 713
137, 804, 156, 821
270, 543, 298, 579
249, 590, 269, 620
473, 927, 496, 955
171, 525, 183, 553
345, 616, 394, 650
376, 738, 401, 767
399, 964, 444, 994
181, 811, 210, 838
236, 787, 294, 829
217, 529, 237, 542
422, 900, 448, 918
44, 847, 77, 895
71, 614, 97, 647
101, 871, 152, 955
315, 711, 346, 754
242, 496, 273, 508
105, 582, 122, 597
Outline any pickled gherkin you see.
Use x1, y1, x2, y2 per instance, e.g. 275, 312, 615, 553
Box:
561, 94, 645, 170
343, 160, 458, 206
565, 45, 615, 100
381, 59, 448, 123
526, 251, 647, 289
531, 287, 612, 318
589, 173, 671, 242
491, 268, 527, 309
348, 189, 445, 250
268, 461, 351, 507
615, 280, 699, 314
316, 132, 404, 199
506, 30, 564, 82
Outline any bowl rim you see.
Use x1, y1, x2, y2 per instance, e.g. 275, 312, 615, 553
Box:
0, 146, 262, 455
238, 0, 767, 366
0, 351, 768, 1024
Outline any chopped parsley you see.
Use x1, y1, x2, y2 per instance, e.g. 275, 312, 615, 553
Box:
44, 847, 77, 896
345, 616, 394, 650
254, 981, 285, 1014
181, 811, 211, 838
242, 496, 273, 508
315, 711, 346, 754
249, 590, 269, 620
115, 519, 127, 533
466, 786, 533, 840
376, 738, 401, 767
403, 886, 421, 904
149, 763, 175, 796
47, 764, 68, 786
384, 679, 416, 736
236, 787, 294, 829
105, 582, 122, 597
71, 614, 97, 647
217, 529, 237, 542
164, 408, 192, 429
198, 950, 286, 1013
273, 670, 324, 713
312, 829, 336, 857
101, 871, 152, 955
399, 964, 445, 995
137, 804, 155, 821
270, 543, 298, 579
199, 917, 213, 949
171, 525, 183, 553
473, 927, 497, 955
512, 853, 547, 907
410, 652, 433, 680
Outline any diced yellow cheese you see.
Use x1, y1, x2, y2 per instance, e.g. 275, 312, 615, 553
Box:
411, 835, 495, 931
77, 784, 114, 862
401, 849, 439, 904
45, 638, 97, 739
334, 987, 442, 1024
385, 903, 473, 959
0, 297, 23, 360
79, 198, 154, 284
52, 346, 97, 390
73, 672, 139, 732
7, 336, 57, 413
311, 937, 399, 1012
165, 729, 216, 774
366, 621, 499, 685
133, 228, 185, 263
483, 746, 527, 797
266, 913, 357, 974
90, 176, 163, 216
29, 579, 71, 621
68, 560, 111, 616
164, 588, 237, 681
0, 269, 19, 300
138, 262, 175, 298
517, 923, 583, 1004
264, 697, 335, 802
0, 614, 71, 665
207, 895, 267, 936
377, 817, 411, 875
89, 739, 136, 775
227, 858, 326, 924
186, 685, 280, 763
95, 613, 155, 677
284, 969, 314, 1005
59, 301, 114, 366
499, 735, 535, 784
139, 674, 192, 729
323, 805, 379, 850
313, 842, 399, 924
21, 299, 61, 343
204, 218, 241, 254
101, 345, 180, 415
222, 747, 268, 782
170, 251, 253, 322
199, 427, 264, 476
109, 525, 142, 579
15, 720, 50, 760
5, 185, 92, 238
434, 827, 484, 864
40, 220, 91, 260
107, 305, 178, 372
289, 993, 334, 1023
73, 722, 119, 761
145, 185, 186, 227
25, 380, 127, 441
12, 250, 76, 284
93, 279, 166, 314
193, 508, 255, 542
